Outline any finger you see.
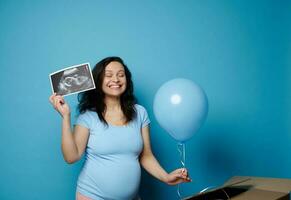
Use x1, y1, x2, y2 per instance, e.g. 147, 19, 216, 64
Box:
57, 98, 65, 108
183, 178, 192, 183
184, 174, 192, 181
49, 93, 57, 103
59, 96, 65, 104
182, 168, 188, 173
179, 168, 187, 173
49, 95, 54, 104
180, 171, 190, 179
171, 173, 182, 179
179, 173, 186, 179
55, 95, 63, 104
181, 173, 187, 178
54, 96, 63, 108
182, 170, 188, 176
53, 96, 59, 107
173, 168, 186, 176
180, 175, 191, 182
177, 168, 185, 173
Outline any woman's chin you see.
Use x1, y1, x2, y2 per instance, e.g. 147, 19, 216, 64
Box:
105, 92, 123, 98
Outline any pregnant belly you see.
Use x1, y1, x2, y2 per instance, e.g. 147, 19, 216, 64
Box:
79, 158, 141, 200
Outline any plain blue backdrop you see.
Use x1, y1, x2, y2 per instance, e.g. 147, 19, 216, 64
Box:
0, 0, 290, 199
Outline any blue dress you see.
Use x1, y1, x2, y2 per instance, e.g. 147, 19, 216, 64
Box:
74, 104, 150, 200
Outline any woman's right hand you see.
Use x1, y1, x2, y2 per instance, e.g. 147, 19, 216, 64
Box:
49, 93, 70, 118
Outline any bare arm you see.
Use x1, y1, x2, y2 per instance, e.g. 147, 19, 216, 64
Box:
139, 125, 191, 185
139, 125, 168, 182
61, 115, 89, 163
50, 94, 89, 164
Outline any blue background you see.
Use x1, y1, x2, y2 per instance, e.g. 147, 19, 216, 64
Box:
0, 0, 290, 199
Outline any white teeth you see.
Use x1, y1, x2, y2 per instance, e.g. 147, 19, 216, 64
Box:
109, 85, 120, 88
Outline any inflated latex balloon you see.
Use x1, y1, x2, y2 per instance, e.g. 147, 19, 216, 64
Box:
153, 78, 208, 143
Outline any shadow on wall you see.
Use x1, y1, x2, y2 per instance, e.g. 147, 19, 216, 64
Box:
139, 171, 161, 199
197, 124, 247, 181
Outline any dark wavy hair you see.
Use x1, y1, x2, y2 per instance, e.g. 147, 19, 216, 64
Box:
77, 56, 137, 126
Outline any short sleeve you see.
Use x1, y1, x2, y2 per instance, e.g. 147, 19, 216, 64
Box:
139, 105, 151, 128
75, 112, 91, 129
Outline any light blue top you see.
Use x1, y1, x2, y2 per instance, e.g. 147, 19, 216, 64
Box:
74, 104, 150, 200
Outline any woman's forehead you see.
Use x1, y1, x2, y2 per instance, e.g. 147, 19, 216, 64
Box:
105, 61, 125, 72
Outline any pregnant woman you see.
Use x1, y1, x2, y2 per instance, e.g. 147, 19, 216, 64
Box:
49, 56, 191, 200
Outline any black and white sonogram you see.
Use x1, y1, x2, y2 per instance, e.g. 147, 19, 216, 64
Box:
49, 63, 95, 96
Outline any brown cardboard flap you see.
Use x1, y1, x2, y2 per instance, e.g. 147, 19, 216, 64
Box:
224, 176, 291, 193
183, 176, 291, 200
227, 188, 289, 200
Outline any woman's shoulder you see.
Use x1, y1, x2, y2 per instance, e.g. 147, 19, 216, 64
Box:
134, 104, 150, 126
75, 110, 100, 128
134, 104, 150, 118
134, 104, 147, 112
77, 110, 98, 120
78, 109, 95, 116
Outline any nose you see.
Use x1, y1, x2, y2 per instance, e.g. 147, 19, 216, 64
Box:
111, 75, 119, 82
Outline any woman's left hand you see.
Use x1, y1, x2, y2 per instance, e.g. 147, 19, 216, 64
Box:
165, 168, 192, 185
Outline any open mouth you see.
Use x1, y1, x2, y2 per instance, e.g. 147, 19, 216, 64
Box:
109, 84, 122, 89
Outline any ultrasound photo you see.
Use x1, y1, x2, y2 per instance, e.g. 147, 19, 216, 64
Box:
49, 63, 95, 96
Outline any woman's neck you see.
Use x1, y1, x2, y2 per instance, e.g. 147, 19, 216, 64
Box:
104, 96, 121, 111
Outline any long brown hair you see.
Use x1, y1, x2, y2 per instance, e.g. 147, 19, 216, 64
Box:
77, 56, 137, 126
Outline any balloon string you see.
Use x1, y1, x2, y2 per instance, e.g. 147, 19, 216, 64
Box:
177, 143, 185, 199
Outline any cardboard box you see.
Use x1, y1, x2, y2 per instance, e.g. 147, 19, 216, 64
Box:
183, 176, 291, 200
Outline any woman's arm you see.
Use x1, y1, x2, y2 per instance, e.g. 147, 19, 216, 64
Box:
49, 94, 89, 164
139, 125, 191, 185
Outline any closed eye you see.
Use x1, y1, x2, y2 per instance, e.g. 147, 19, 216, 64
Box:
105, 74, 113, 77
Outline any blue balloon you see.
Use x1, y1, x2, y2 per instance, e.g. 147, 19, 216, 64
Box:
153, 78, 208, 143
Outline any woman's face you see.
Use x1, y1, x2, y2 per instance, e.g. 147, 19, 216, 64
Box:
102, 61, 127, 98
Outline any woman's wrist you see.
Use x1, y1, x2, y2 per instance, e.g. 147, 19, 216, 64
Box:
62, 113, 71, 121
161, 172, 170, 184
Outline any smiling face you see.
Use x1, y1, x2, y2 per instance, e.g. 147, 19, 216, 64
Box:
101, 61, 127, 98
